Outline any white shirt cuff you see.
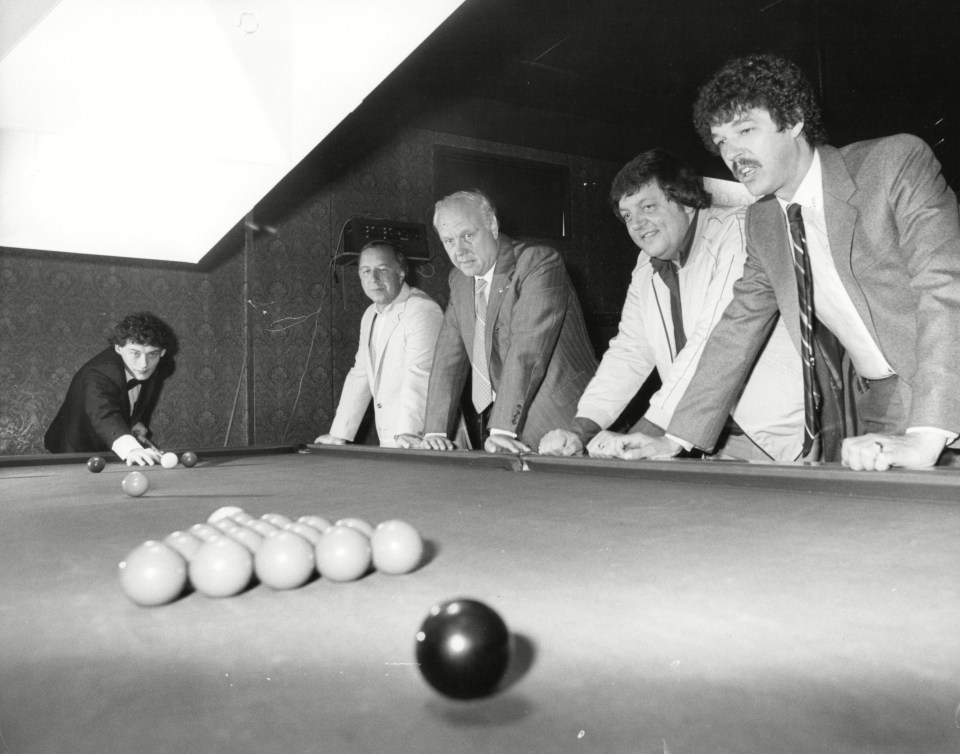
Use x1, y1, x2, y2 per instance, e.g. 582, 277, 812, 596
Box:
112, 434, 143, 461
665, 433, 694, 452
905, 427, 958, 445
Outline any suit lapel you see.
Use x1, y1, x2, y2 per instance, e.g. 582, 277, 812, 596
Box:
751, 197, 802, 347
370, 286, 409, 395
371, 315, 394, 397
455, 272, 479, 354
485, 236, 518, 362
819, 146, 870, 315
112, 351, 135, 421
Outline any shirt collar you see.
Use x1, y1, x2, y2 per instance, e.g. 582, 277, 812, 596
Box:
776, 149, 824, 214
476, 266, 495, 289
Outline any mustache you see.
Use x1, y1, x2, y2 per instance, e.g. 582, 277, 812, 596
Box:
732, 158, 760, 173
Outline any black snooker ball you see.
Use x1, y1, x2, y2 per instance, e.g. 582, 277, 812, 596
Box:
181, 451, 198, 468
87, 456, 105, 473
415, 598, 510, 700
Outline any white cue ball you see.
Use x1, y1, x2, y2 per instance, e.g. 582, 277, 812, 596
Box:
160, 452, 179, 469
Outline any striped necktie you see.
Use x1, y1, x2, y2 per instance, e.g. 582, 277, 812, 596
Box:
787, 203, 820, 457
471, 278, 493, 413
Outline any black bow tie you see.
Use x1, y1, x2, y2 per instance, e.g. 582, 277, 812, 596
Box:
126, 379, 143, 390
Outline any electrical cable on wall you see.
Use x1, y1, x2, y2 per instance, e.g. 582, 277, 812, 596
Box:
223, 216, 338, 446
278, 251, 342, 443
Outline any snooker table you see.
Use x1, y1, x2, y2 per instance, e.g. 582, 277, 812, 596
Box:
1, 445, 959, 754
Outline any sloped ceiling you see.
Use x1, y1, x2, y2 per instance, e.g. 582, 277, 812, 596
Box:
363, 0, 960, 174
0, 0, 465, 262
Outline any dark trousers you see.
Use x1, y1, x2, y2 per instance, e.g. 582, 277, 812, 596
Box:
460, 393, 492, 450
813, 325, 852, 462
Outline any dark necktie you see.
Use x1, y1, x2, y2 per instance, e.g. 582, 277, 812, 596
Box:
787, 203, 820, 457
650, 258, 686, 353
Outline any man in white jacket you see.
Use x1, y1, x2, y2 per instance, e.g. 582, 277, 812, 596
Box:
315, 242, 442, 448
539, 149, 804, 461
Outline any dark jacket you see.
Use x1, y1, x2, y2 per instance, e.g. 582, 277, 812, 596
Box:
45, 347, 171, 453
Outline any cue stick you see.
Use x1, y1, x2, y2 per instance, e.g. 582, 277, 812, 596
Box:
138, 435, 165, 455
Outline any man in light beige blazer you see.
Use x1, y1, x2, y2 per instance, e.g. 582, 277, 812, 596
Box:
316, 242, 442, 448
539, 149, 804, 462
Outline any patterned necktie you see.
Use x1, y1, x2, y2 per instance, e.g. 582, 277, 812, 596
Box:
650, 258, 686, 354
472, 278, 493, 413
787, 203, 820, 457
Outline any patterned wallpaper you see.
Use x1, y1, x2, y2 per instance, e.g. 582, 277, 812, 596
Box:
0, 248, 248, 454
0, 127, 632, 455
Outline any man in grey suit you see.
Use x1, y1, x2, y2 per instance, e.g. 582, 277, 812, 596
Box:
622, 53, 960, 470
398, 190, 597, 453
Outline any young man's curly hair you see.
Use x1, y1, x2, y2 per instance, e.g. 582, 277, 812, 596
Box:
693, 54, 827, 154
110, 312, 178, 353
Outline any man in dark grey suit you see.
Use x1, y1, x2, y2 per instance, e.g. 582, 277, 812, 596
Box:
398, 190, 596, 453
621, 54, 960, 470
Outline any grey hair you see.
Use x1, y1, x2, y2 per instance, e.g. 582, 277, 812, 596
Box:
433, 190, 498, 231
